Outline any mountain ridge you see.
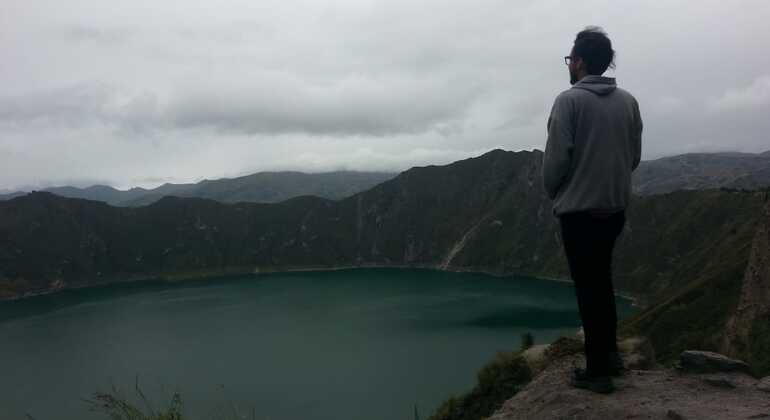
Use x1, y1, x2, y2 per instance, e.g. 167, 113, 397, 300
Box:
0, 170, 396, 206
3, 149, 769, 206
632, 150, 770, 195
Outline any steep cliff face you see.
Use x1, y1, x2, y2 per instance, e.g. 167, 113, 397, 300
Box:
723, 199, 770, 374
616, 189, 762, 303
617, 192, 766, 368
349, 149, 564, 276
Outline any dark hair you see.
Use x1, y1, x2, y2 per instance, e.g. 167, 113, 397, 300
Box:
573, 26, 615, 75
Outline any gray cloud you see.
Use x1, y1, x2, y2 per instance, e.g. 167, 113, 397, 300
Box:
0, 83, 114, 125
0, 77, 479, 137
59, 24, 132, 44
1, 0, 770, 189
166, 76, 481, 136
708, 75, 770, 112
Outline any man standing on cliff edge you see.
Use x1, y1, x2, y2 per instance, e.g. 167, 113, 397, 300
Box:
543, 26, 642, 394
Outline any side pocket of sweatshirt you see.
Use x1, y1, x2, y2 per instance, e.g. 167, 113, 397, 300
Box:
631, 97, 643, 171
543, 94, 575, 199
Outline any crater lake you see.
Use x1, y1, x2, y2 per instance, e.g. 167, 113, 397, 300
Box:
0, 268, 635, 420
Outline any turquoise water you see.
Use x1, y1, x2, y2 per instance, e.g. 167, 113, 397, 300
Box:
0, 268, 634, 420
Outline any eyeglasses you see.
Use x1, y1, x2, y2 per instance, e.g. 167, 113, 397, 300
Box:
564, 56, 572, 66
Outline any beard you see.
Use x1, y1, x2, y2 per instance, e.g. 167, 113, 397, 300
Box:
569, 68, 578, 85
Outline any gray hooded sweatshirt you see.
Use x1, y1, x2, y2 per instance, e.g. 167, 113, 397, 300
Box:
543, 75, 642, 216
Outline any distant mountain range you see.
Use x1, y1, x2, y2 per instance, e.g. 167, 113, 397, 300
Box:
1, 149, 769, 375
633, 150, 770, 195
0, 171, 396, 206
2, 151, 768, 207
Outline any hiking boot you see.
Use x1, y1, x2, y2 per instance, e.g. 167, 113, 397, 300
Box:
608, 351, 626, 377
570, 368, 615, 394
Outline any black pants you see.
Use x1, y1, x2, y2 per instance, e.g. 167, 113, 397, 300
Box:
559, 210, 625, 376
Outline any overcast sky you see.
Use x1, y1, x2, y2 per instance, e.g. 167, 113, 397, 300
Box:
2, 0, 769, 190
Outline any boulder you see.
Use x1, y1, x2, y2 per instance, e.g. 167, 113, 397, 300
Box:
757, 376, 770, 393
618, 336, 657, 370
702, 376, 737, 389
677, 351, 750, 374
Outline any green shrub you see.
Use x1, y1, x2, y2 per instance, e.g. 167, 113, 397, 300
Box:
85, 383, 183, 420
84, 381, 257, 420
542, 336, 583, 364
429, 351, 532, 420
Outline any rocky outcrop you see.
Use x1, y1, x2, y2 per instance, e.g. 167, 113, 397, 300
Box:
723, 200, 770, 374
488, 348, 770, 420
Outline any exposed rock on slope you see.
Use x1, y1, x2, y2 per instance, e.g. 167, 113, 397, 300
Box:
723, 200, 770, 375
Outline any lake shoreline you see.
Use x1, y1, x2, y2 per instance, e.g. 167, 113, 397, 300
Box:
1, 263, 619, 420
0, 263, 644, 308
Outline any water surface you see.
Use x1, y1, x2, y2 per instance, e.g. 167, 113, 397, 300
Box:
0, 268, 635, 420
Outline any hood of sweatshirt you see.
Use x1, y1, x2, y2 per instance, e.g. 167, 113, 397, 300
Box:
572, 75, 617, 96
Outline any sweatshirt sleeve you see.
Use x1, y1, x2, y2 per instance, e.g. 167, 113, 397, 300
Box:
631, 98, 643, 171
543, 94, 575, 200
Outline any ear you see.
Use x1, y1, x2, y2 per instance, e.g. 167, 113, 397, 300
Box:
575, 56, 585, 72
